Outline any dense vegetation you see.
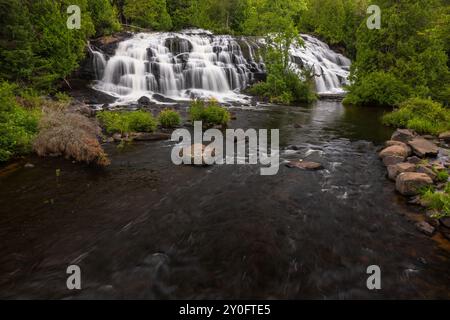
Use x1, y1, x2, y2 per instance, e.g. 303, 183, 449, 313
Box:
189, 100, 231, 127
0, 0, 449, 162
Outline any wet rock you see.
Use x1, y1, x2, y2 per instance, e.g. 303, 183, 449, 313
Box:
138, 96, 153, 106
24, 163, 34, 168
112, 133, 123, 142
408, 137, 439, 157
385, 140, 412, 155
152, 93, 176, 103
395, 172, 433, 196
438, 131, 450, 142
425, 210, 440, 228
132, 132, 171, 141
387, 162, 416, 180
439, 217, 450, 229
286, 145, 301, 151
407, 156, 422, 164
416, 164, 437, 181
382, 155, 405, 166
285, 160, 324, 170
415, 221, 435, 236
90, 32, 133, 56
391, 128, 416, 143
379, 145, 409, 159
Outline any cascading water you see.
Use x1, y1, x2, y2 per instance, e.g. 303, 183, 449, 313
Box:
91, 30, 350, 104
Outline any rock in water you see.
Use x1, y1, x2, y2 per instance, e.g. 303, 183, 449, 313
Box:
438, 131, 450, 142
285, 160, 324, 170
415, 221, 435, 236
387, 162, 416, 180
379, 145, 410, 159
395, 172, 433, 196
391, 129, 416, 143
138, 96, 152, 106
408, 137, 439, 157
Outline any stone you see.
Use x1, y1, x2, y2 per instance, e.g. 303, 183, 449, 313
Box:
416, 164, 437, 181
407, 156, 422, 164
408, 137, 439, 157
112, 133, 122, 142
439, 217, 450, 229
415, 221, 435, 236
438, 131, 450, 142
395, 172, 433, 196
385, 140, 412, 155
152, 93, 176, 103
387, 162, 416, 180
138, 96, 153, 106
383, 155, 405, 166
285, 161, 324, 171
425, 210, 440, 228
379, 145, 409, 159
24, 163, 34, 168
132, 132, 171, 141
391, 129, 416, 143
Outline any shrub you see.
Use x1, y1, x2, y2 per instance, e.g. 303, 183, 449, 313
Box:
382, 98, 450, 135
421, 186, 450, 218
0, 81, 40, 162
344, 71, 412, 107
158, 109, 181, 128
436, 170, 449, 183
189, 99, 230, 127
97, 110, 157, 134
33, 109, 109, 166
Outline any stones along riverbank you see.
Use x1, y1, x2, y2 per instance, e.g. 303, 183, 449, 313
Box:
379, 129, 450, 238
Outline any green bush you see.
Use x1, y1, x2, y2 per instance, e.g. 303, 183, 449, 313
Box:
344, 71, 412, 107
382, 98, 450, 135
421, 185, 450, 218
436, 170, 449, 183
97, 110, 157, 134
0, 81, 40, 162
189, 99, 230, 127
158, 109, 181, 128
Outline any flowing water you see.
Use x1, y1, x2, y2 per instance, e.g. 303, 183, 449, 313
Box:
1, 101, 449, 299
91, 30, 350, 104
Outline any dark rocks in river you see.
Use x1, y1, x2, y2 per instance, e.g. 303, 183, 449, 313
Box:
408, 137, 439, 157
152, 94, 176, 103
132, 132, 172, 141
438, 131, 450, 142
90, 32, 133, 56
138, 96, 153, 106
415, 221, 436, 236
285, 160, 324, 171
396, 172, 433, 196
391, 128, 417, 144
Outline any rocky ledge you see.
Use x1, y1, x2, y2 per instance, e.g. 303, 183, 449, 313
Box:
379, 128, 450, 239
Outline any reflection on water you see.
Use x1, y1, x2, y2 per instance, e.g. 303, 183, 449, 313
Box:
0, 101, 449, 299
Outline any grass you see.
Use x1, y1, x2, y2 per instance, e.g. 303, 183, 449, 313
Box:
382, 97, 450, 135
97, 110, 157, 135
158, 109, 181, 128
33, 109, 110, 166
189, 99, 230, 127
421, 182, 450, 218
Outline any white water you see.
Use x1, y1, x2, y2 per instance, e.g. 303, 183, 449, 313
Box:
91, 30, 350, 104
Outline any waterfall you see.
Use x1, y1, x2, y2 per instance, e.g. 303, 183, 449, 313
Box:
91, 30, 350, 104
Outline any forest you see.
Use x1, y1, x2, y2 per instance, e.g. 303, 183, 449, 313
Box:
0, 0, 449, 160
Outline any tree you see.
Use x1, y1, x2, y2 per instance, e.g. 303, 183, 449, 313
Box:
88, 0, 121, 36
123, 0, 172, 30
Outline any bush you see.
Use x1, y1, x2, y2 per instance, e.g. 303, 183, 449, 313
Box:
189, 99, 230, 127
382, 98, 450, 135
33, 109, 109, 166
158, 109, 181, 128
344, 71, 412, 107
436, 170, 449, 183
97, 110, 157, 134
421, 185, 450, 218
0, 82, 40, 162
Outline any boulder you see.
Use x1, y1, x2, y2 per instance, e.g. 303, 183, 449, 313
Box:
415, 221, 436, 236
387, 162, 416, 180
152, 93, 176, 103
438, 131, 450, 142
391, 129, 416, 143
385, 140, 412, 154
440, 217, 450, 229
408, 137, 439, 157
382, 155, 405, 166
395, 172, 433, 196
425, 210, 440, 228
285, 160, 324, 170
407, 156, 422, 164
138, 96, 153, 106
416, 164, 437, 181
379, 145, 409, 160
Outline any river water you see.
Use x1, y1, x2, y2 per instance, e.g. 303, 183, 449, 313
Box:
1, 100, 449, 299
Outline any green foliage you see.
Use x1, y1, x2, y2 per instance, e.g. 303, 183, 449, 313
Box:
88, 0, 121, 36
123, 0, 172, 30
189, 100, 230, 127
97, 110, 157, 134
435, 170, 449, 183
343, 71, 412, 106
158, 109, 181, 128
347, 0, 449, 107
0, 82, 40, 162
382, 98, 450, 135
421, 185, 450, 218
